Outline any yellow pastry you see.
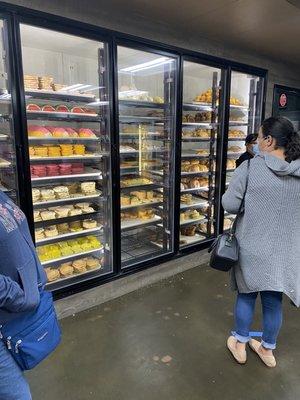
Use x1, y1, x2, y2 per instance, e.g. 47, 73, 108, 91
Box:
73, 144, 85, 156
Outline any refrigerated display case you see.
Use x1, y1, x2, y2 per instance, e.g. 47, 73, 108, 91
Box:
0, 19, 19, 202
180, 61, 223, 247
117, 46, 176, 268
224, 70, 264, 229
273, 85, 300, 132
19, 24, 113, 289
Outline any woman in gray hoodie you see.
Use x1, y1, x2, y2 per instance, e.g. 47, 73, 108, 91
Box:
222, 116, 300, 368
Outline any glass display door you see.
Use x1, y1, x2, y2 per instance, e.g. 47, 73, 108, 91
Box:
0, 19, 19, 203
224, 70, 264, 230
20, 24, 113, 289
180, 61, 223, 247
117, 46, 176, 268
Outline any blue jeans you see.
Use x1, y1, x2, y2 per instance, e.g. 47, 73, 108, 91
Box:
0, 340, 32, 399
233, 291, 283, 350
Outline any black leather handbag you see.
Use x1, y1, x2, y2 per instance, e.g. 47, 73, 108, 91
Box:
208, 160, 250, 272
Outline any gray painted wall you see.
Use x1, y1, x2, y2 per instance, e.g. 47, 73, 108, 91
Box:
4, 0, 300, 115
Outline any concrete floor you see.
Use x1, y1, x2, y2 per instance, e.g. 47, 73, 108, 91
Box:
28, 264, 300, 400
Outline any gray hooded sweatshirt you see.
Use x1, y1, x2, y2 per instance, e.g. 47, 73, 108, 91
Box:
222, 153, 300, 305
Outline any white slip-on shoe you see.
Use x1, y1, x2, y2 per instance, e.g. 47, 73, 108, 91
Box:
227, 336, 247, 364
249, 339, 276, 368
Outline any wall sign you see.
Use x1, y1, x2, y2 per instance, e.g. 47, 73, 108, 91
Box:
279, 93, 287, 108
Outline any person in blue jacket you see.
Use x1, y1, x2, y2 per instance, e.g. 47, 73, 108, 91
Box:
0, 190, 46, 400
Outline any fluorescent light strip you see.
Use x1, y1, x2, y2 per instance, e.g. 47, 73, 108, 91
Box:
120, 57, 171, 73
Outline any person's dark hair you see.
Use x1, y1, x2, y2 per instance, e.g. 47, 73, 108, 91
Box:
245, 133, 258, 145
261, 116, 300, 162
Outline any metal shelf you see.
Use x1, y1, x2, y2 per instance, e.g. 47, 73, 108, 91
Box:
33, 192, 102, 208
181, 137, 212, 142
180, 199, 209, 210
119, 100, 165, 109
182, 122, 216, 128
28, 137, 100, 143
41, 247, 104, 266
30, 154, 104, 162
181, 171, 211, 176
34, 210, 101, 228
181, 186, 210, 193
180, 234, 206, 246
121, 200, 162, 211
121, 215, 162, 231
26, 110, 101, 122
180, 216, 207, 226
45, 264, 104, 288
36, 226, 102, 246
228, 121, 249, 126
119, 115, 165, 123
120, 183, 163, 192
31, 168, 102, 183
181, 153, 211, 159
183, 102, 214, 111
25, 89, 96, 103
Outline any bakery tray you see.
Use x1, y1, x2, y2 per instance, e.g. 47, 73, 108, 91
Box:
46, 265, 104, 288
121, 200, 162, 210
30, 153, 104, 162
183, 102, 214, 111
34, 210, 101, 228
26, 110, 101, 122
41, 247, 104, 266
33, 191, 102, 207
181, 171, 211, 177
228, 137, 246, 141
36, 226, 102, 246
180, 234, 206, 246
0, 134, 8, 141
227, 152, 244, 158
182, 122, 216, 128
119, 115, 166, 123
226, 169, 235, 173
228, 122, 249, 126
120, 149, 167, 155
181, 153, 212, 159
121, 215, 162, 230
119, 132, 164, 139
230, 104, 249, 111
181, 137, 212, 142
31, 168, 102, 183
28, 137, 101, 143
25, 89, 96, 103
180, 216, 207, 226
119, 100, 165, 109
180, 199, 209, 210
120, 183, 163, 192
180, 186, 210, 193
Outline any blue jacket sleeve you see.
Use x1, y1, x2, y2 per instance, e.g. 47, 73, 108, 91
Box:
222, 161, 249, 214
0, 274, 34, 313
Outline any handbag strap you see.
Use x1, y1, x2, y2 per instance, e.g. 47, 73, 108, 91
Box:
230, 159, 250, 234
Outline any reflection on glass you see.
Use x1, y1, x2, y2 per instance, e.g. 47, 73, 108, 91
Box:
180, 61, 222, 247
117, 46, 176, 267
224, 71, 263, 229
20, 24, 113, 289
0, 20, 19, 203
